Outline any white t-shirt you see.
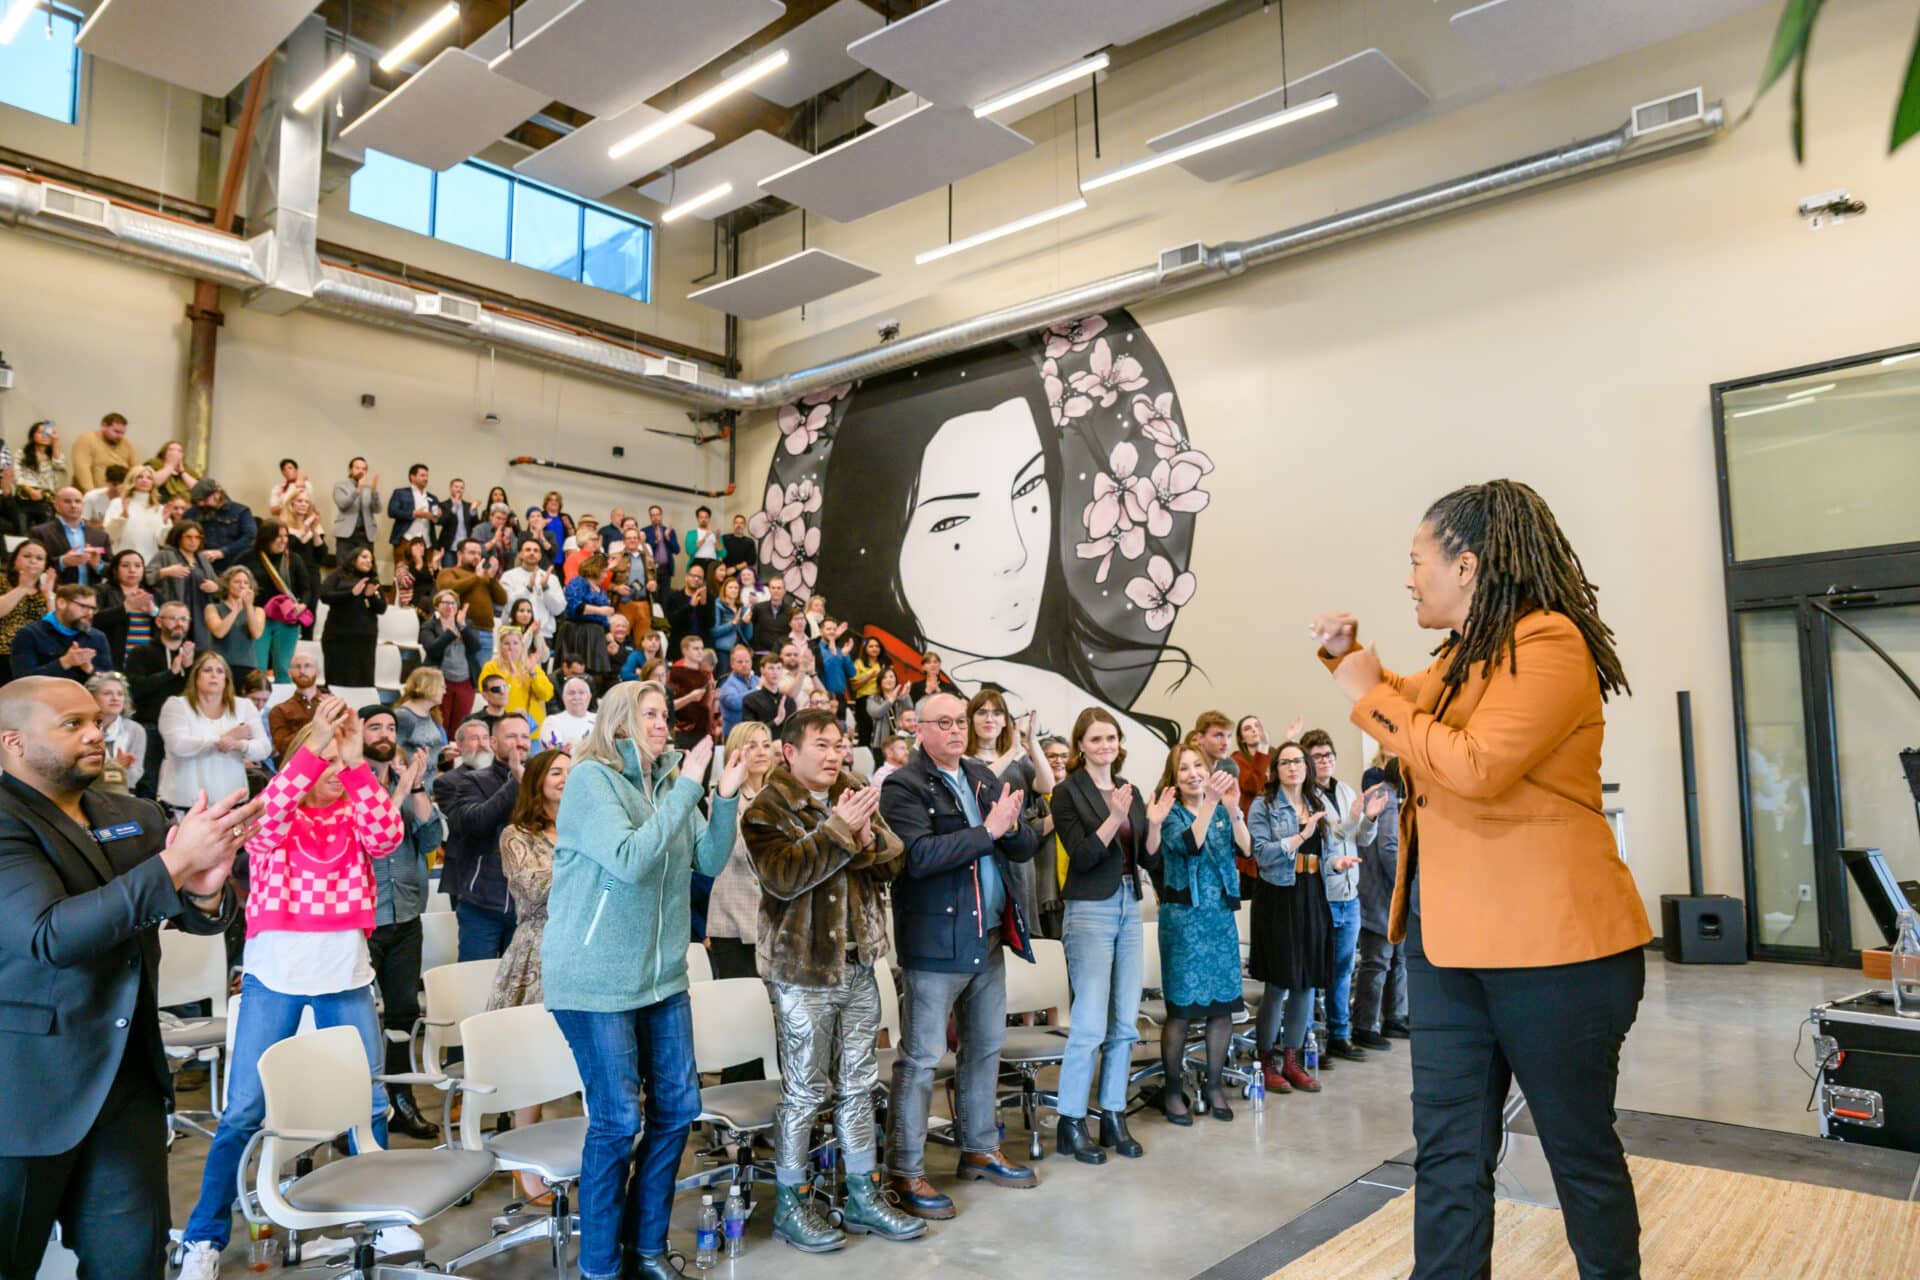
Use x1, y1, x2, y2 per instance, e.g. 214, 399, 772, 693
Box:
404, 485, 433, 542
243, 929, 372, 997
539, 711, 596, 751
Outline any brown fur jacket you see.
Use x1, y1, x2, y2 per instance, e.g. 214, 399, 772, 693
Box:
741, 766, 902, 988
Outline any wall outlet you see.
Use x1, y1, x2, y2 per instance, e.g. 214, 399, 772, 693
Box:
1797, 884, 1815, 902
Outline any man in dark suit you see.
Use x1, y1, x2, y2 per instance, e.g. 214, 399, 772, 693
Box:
30, 486, 110, 587
749, 573, 798, 641
0, 677, 259, 1280
433, 477, 481, 558
386, 462, 442, 550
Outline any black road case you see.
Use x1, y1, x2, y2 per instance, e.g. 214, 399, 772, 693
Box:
1814, 992, 1920, 1155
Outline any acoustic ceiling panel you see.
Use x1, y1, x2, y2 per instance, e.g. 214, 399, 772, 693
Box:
686, 248, 880, 319
488, 0, 786, 118
339, 49, 550, 172
724, 0, 884, 108
845, 0, 1216, 108
465, 0, 573, 61
513, 105, 713, 200
757, 103, 1034, 222
1449, 0, 1768, 90
1144, 49, 1429, 183
76, 0, 317, 98
636, 130, 813, 220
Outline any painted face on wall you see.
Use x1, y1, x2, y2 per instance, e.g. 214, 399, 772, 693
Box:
898, 396, 1051, 659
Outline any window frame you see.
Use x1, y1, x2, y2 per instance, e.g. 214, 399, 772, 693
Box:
0, 2, 83, 126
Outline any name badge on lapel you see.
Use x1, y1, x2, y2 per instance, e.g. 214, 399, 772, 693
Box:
91, 821, 145, 843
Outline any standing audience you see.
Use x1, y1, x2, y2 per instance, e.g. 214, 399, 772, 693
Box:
435, 713, 530, 962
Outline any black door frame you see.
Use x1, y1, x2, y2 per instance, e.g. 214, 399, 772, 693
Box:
1712, 340, 1920, 965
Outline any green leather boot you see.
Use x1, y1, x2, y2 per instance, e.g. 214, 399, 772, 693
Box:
773, 1182, 845, 1253
843, 1170, 928, 1241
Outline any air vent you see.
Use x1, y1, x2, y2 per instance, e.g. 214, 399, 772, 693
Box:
38, 184, 112, 230
1159, 241, 1205, 274
414, 292, 482, 326
1630, 88, 1705, 138
643, 356, 700, 384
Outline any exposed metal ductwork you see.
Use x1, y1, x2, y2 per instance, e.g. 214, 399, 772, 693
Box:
0, 171, 268, 290
0, 98, 1723, 413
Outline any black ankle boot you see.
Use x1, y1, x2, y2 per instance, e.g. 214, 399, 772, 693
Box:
1097, 1109, 1144, 1158
388, 1088, 440, 1141
1056, 1115, 1107, 1164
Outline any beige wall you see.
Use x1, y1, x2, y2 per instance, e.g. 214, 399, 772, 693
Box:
727, 0, 1920, 933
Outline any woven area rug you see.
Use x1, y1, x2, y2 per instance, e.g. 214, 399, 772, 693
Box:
1265, 1154, 1920, 1279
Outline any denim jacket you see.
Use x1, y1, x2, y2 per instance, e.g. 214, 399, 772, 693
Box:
372, 767, 446, 926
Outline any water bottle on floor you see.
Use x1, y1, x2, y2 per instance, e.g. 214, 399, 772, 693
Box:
694, 1197, 719, 1271
724, 1184, 748, 1259
1248, 1068, 1266, 1113
1304, 1031, 1320, 1075
1893, 910, 1920, 1018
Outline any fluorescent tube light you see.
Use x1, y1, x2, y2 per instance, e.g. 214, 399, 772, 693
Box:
609, 49, 790, 160
0, 0, 39, 45
1784, 382, 1834, 399
293, 52, 357, 113
972, 52, 1109, 118
1729, 398, 1812, 419
379, 2, 460, 73
1080, 92, 1338, 192
916, 199, 1087, 265
1881, 351, 1919, 367
661, 182, 734, 223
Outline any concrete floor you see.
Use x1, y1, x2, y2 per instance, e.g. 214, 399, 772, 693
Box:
159, 955, 1870, 1280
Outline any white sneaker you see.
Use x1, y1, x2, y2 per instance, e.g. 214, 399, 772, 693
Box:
373, 1226, 425, 1257
177, 1241, 221, 1280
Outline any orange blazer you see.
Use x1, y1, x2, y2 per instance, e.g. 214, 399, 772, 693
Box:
1324, 610, 1650, 969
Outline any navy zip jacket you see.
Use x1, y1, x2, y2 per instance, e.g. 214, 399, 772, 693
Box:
880, 748, 1038, 973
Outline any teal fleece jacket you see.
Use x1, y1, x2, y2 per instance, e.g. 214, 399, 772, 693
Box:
540, 740, 738, 1013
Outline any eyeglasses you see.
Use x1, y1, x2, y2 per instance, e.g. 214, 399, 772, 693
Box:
926, 717, 967, 732
1277, 757, 1308, 768
1308, 750, 1336, 763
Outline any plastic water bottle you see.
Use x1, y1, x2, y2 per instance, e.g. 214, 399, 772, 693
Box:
1304, 1031, 1320, 1075
723, 1184, 748, 1259
1248, 1068, 1266, 1113
1893, 910, 1920, 1019
694, 1197, 719, 1271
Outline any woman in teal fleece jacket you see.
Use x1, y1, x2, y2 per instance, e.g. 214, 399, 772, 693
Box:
542, 680, 748, 1280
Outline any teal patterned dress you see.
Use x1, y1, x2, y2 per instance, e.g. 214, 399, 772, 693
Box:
1157, 801, 1246, 1019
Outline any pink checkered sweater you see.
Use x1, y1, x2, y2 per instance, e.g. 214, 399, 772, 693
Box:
244, 748, 404, 939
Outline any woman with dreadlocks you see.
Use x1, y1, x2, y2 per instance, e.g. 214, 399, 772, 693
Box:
1310, 479, 1648, 1280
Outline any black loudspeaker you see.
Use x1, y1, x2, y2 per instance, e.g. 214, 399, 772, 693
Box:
1661, 894, 1748, 964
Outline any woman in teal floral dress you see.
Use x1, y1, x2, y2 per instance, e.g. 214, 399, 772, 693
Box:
1155, 740, 1250, 1124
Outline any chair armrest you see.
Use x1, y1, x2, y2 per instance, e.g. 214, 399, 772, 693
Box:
374, 1070, 483, 1093
408, 1016, 458, 1074
236, 1127, 344, 1226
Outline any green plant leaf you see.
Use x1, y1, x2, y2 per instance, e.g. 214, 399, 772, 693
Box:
1791, 24, 1812, 162
1742, 0, 1824, 128
1893, 12, 1920, 153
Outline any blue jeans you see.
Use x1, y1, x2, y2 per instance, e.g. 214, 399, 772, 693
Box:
1057, 886, 1143, 1116
183, 975, 386, 1250
473, 628, 495, 666
554, 995, 702, 1277
455, 900, 516, 962
1327, 896, 1362, 1039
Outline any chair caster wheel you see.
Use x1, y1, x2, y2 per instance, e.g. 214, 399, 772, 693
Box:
827, 1209, 845, 1229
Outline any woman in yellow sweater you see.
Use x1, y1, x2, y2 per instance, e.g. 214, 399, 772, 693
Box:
477, 625, 555, 732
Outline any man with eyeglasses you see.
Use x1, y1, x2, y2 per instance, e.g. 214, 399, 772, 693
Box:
879, 692, 1040, 1220
1298, 728, 1390, 1065
12, 585, 113, 682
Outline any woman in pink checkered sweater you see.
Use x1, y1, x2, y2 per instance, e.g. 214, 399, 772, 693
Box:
177, 696, 416, 1271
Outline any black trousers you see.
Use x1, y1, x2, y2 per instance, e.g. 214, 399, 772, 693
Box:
368, 917, 425, 1078
0, 1058, 170, 1280
1405, 916, 1645, 1280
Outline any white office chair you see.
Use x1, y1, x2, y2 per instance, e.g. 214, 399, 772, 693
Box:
423, 879, 455, 916
236, 1027, 493, 1279
222, 991, 319, 1119
414, 959, 499, 1142
999, 939, 1073, 1160
157, 928, 231, 1137
312, 601, 330, 642
679, 978, 784, 1197
444, 1006, 584, 1279
376, 608, 422, 657
685, 941, 713, 983
373, 645, 405, 695
420, 911, 459, 971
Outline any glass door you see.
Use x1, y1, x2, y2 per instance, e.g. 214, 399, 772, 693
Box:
1736, 607, 1825, 956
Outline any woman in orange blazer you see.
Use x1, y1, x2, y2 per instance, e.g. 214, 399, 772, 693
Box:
1313, 479, 1649, 1280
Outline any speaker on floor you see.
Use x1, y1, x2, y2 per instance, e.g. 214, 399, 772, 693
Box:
1660, 893, 1748, 965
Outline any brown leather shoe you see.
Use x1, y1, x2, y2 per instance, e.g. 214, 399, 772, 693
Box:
956, 1148, 1037, 1189
886, 1174, 956, 1220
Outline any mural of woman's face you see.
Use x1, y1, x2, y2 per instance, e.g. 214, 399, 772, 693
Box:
898, 397, 1050, 659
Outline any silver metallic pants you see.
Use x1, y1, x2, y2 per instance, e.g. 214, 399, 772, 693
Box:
770, 964, 882, 1176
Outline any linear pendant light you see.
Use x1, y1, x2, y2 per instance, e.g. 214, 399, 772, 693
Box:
293, 52, 358, 113
972, 52, 1109, 118
0, 0, 39, 45
1080, 91, 1339, 192
661, 182, 734, 223
378, 2, 460, 73
609, 49, 791, 160
916, 198, 1087, 265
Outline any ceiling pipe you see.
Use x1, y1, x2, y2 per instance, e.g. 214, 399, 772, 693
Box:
0, 100, 1723, 414
0, 172, 268, 289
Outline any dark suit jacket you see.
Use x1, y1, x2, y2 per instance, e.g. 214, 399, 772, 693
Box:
124, 638, 189, 724
1052, 768, 1154, 903
748, 598, 796, 643
385, 488, 442, 548
739, 687, 795, 726
434, 500, 482, 555
30, 518, 111, 586
0, 771, 235, 1156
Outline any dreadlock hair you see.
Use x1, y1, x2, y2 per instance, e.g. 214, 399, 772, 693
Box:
1422, 479, 1630, 711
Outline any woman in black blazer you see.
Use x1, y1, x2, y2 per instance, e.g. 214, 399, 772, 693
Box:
1050, 707, 1174, 1165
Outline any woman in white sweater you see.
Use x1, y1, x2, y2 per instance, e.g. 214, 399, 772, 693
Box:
157, 651, 273, 810
105, 464, 172, 561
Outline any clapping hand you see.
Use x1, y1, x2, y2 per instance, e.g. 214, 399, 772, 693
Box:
165, 786, 265, 896
834, 783, 880, 842
1362, 783, 1391, 820
1329, 854, 1362, 873
1146, 785, 1178, 827
682, 734, 715, 782
1204, 769, 1237, 804
334, 706, 365, 767
715, 741, 752, 798
1297, 806, 1325, 839
1283, 715, 1304, 744
397, 747, 429, 795
982, 783, 1023, 839
37, 568, 57, 598
1104, 782, 1135, 822
1309, 612, 1360, 658
58, 641, 93, 673
304, 696, 347, 754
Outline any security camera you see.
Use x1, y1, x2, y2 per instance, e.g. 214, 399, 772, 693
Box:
1799, 189, 1866, 229
877, 320, 901, 342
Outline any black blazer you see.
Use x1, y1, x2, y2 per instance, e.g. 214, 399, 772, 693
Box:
879, 749, 1039, 974
30, 518, 111, 586
1052, 768, 1155, 902
0, 772, 235, 1157
434, 500, 482, 555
